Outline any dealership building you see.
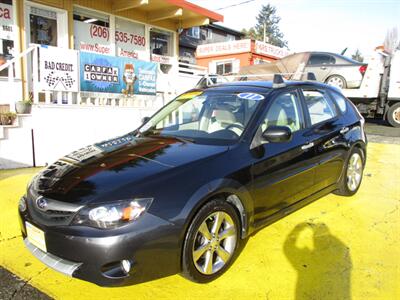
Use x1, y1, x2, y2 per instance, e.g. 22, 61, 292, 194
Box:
0, 0, 222, 169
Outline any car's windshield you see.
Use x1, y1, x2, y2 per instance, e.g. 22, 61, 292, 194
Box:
137, 90, 268, 144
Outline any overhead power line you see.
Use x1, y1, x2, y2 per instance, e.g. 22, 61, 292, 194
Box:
215, 0, 256, 11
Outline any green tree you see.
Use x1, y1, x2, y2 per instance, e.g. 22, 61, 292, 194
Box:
242, 4, 288, 48
352, 49, 364, 62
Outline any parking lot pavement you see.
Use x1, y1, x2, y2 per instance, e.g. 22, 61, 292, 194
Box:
1, 143, 399, 300
365, 118, 400, 144
0, 267, 51, 300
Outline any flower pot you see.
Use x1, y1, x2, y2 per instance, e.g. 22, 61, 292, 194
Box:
15, 102, 32, 114
0, 114, 8, 125
0, 114, 15, 125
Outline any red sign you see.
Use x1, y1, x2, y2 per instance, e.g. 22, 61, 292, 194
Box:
254, 41, 290, 58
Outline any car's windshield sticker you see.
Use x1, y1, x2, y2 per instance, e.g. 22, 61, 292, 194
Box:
176, 91, 203, 101
237, 93, 265, 101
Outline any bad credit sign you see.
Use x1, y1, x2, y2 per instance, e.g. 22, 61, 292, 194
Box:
39, 46, 79, 92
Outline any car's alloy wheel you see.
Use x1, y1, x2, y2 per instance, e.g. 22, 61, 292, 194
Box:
326, 75, 347, 89
346, 152, 363, 192
335, 147, 364, 196
192, 211, 237, 275
182, 198, 240, 283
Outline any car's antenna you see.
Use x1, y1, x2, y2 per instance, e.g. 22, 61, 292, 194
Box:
272, 74, 286, 88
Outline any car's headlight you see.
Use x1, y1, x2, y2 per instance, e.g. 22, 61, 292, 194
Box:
72, 198, 153, 229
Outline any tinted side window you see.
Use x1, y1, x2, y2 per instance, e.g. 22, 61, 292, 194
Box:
261, 92, 304, 132
303, 90, 338, 125
330, 91, 347, 113
308, 54, 335, 65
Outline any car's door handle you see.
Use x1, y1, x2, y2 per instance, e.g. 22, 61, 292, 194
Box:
340, 127, 349, 134
301, 142, 314, 150
320, 66, 327, 70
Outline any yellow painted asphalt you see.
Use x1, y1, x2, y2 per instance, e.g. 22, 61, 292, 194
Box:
0, 143, 399, 299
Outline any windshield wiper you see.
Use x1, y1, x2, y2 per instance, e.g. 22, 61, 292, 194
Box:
148, 134, 196, 144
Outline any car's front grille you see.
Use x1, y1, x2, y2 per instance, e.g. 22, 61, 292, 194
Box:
26, 189, 83, 226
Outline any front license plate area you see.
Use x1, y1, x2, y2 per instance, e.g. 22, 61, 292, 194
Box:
26, 222, 47, 252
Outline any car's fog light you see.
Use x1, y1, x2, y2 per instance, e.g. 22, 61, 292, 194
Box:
121, 260, 131, 274
19, 197, 27, 212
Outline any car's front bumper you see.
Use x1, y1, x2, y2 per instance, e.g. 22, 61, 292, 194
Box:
19, 200, 182, 286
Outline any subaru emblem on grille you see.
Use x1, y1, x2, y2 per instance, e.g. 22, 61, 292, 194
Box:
36, 196, 48, 210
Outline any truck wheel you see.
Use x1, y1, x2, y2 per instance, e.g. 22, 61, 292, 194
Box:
325, 75, 347, 89
387, 102, 400, 128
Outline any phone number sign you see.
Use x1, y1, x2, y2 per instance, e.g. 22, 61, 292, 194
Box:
115, 18, 147, 60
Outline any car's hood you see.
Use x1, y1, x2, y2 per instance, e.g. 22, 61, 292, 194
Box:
32, 133, 228, 204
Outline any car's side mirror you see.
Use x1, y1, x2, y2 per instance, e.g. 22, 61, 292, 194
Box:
142, 116, 150, 124
262, 126, 292, 143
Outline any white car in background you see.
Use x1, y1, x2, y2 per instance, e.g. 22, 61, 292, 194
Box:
301, 52, 367, 89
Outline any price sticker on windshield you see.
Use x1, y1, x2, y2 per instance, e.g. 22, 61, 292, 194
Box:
237, 93, 265, 101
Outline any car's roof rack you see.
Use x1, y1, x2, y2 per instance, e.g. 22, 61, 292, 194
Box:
196, 72, 317, 89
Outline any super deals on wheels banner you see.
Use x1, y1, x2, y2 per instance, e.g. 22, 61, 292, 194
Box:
79, 52, 157, 95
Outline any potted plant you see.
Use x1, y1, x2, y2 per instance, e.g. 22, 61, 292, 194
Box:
0, 112, 17, 125
15, 99, 33, 114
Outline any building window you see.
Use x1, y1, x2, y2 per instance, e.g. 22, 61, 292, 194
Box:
150, 28, 173, 57
29, 6, 58, 46
207, 28, 213, 40
187, 26, 200, 39
216, 61, 233, 75
226, 34, 235, 41
73, 7, 112, 55
0, 0, 15, 77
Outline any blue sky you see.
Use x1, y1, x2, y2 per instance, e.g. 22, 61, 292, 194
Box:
189, 0, 400, 57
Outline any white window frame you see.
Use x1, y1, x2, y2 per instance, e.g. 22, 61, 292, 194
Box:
149, 26, 176, 58
25, 1, 69, 48
216, 60, 234, 75
187, 26, 200, 39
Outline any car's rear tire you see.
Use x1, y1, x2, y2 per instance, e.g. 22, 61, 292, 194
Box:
181, 198, 240, 283
325, 75, 347, 89
335, 147, 365, 196
386, 102, 400, 128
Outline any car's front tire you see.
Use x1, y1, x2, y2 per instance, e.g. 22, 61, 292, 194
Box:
335, 147, 365, 196
182, 198, 240, 283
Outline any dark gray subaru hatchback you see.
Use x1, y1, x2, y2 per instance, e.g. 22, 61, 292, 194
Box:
19, 78, 367, 286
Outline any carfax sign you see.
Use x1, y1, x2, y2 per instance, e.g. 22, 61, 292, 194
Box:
79, 52, 157, 95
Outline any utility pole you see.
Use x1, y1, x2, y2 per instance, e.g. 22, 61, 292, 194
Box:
263, 22, 266, 42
